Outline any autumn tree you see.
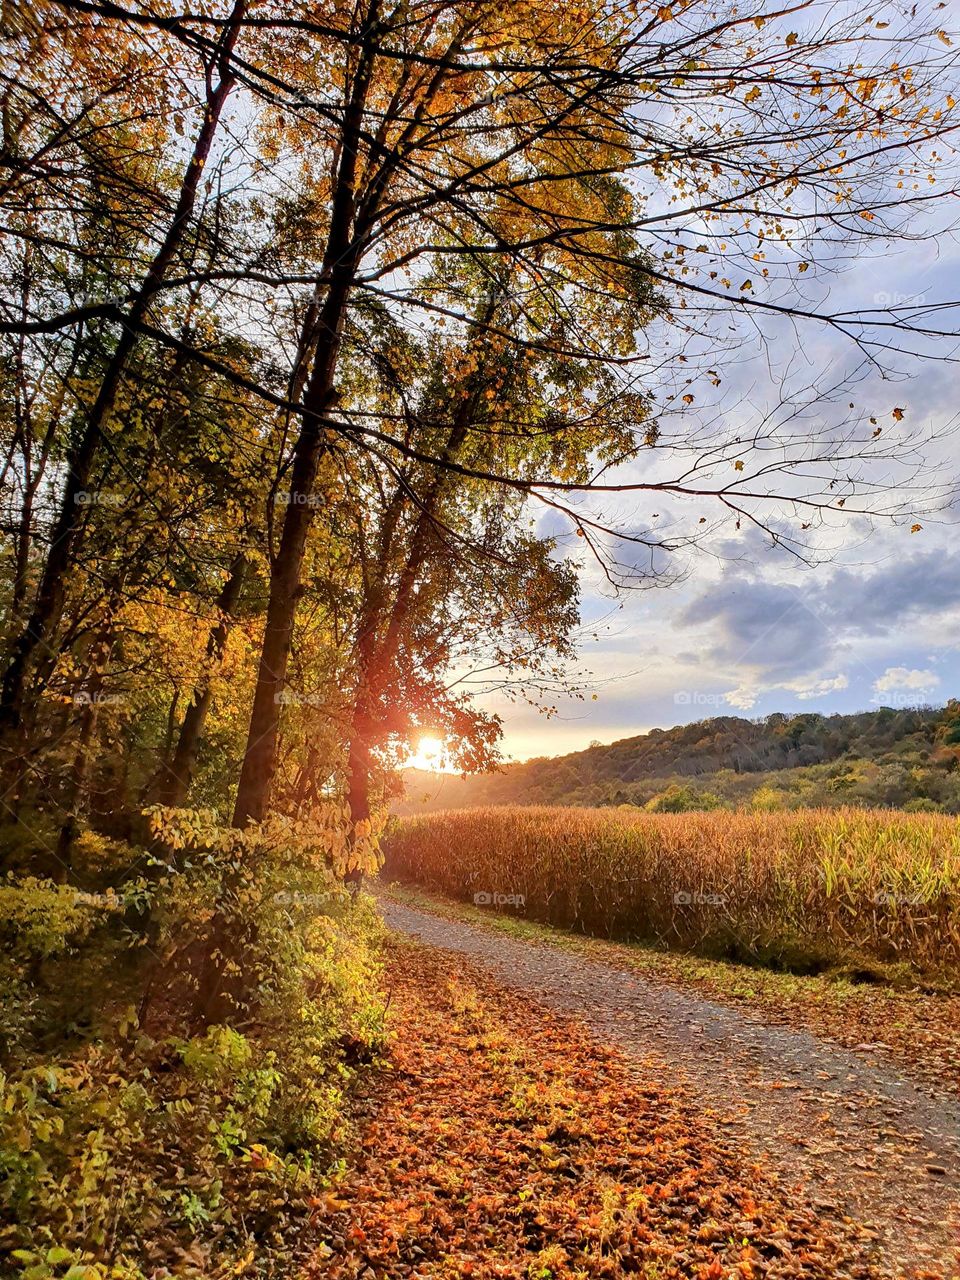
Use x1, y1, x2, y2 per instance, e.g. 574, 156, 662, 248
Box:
0, 0, 247, 759
332, 248, 654, 836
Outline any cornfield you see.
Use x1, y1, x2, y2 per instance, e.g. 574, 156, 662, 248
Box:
383, 806, 960, 977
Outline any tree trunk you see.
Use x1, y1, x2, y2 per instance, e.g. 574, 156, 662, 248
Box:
344, 703, 373, 885
54, 613, 117, 875
155, 553, 246, 809
54, 696, 99, 880
231, 25, 379, 828
12, 466, 33, 621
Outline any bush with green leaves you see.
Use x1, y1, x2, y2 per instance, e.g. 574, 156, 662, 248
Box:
0, 809, 386, 1278
643, 784, 723, 813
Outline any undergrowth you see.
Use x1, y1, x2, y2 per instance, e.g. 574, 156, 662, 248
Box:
0, 811, 386, 1279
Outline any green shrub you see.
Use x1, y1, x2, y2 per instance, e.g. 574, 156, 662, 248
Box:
0, 809, 386, 1277
644, 784, 723, 813
903, 797, 942, 813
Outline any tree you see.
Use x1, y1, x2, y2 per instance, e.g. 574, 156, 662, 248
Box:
334, 254, 650, 841
0, 0, 247, 755
226, 0, 666, 823
152, 552, 248, 810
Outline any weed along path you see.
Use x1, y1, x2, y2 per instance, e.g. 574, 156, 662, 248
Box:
378, 894, 960, 1278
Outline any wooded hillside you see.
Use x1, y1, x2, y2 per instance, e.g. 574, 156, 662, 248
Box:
399, 705, 960, 812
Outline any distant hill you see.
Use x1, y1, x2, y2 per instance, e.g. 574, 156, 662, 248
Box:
397, 706, 960, 814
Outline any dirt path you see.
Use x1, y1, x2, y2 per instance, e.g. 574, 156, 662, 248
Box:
380, 897, 960, 1278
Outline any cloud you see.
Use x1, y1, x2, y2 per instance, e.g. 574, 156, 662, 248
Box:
721, 671, 847, 712
824, 555, 960, 638
872, 667, 940, 699
680, 579, 827, 679
724, 684, 760, 710
678, 550, 960, 686
785, 673, 849, 701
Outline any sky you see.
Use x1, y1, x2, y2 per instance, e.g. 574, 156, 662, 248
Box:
472, 189, 960, 763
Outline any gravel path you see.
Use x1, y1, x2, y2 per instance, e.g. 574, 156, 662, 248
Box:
381, 897, 960, 1277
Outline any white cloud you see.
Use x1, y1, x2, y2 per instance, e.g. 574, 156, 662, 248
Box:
872, 667, 940, 697
785, 673, 849, 701
725, 684, 759, 710
723, 672, 848, 713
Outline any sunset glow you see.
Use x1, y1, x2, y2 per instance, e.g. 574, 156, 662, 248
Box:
405, 735, 448, 772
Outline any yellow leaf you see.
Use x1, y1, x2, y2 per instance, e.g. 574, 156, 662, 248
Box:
911, 523, 922, 533
734, 460, 744, 471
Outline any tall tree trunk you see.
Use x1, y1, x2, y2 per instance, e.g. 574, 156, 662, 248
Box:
12, 471, 33, 621
54, 696, 100, 880
0, 0, 246, 745
155, 553, 246, 809
345, 696, 375, 859
289, 741, 321, 818
231, 21, 380, 828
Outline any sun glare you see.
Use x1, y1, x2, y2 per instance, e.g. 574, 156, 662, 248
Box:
406, 735, 447, 772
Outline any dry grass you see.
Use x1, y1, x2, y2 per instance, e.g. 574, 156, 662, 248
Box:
383, 806, 960, 978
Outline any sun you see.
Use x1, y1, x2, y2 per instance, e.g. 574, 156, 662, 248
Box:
406, 734, 447, 771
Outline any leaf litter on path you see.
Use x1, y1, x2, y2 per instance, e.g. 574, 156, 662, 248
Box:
306, 937, 958, 1280
366, 898, 960, 1278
